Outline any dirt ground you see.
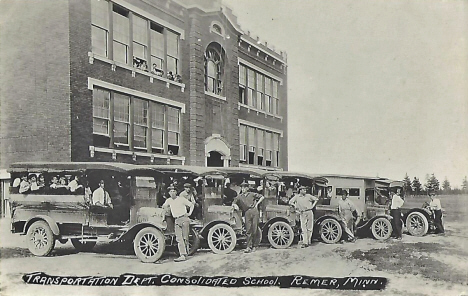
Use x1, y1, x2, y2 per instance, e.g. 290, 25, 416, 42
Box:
1, 195, 467, 296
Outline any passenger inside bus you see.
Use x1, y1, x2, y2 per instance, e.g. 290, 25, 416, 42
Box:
19, 174, 30, 194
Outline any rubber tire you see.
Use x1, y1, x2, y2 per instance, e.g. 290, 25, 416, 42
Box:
71, 239, 97, 252
406, 212, 429, 236
27, 220, 55, 256
175, 227, 201, 256
319, 219, 343, 244
371, 217, 393, 240
267, 221, 294, 249
207, 224, 237, 254
133, 227, 166, 263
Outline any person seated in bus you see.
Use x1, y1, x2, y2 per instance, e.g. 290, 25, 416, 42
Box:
19, 174, 31, 194
84, 180, 93, 204
35, 174, 46, 193
29, 174, 40, 192
223, 182, 238, 206
55, 176, 69, 194
49, 176, 59, 190
92, 180, 113, 208
68, 175, 84, 194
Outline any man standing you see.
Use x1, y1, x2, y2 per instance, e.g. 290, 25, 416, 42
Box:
289, 186, 318, 247
232, 182, 264, 253
338, 190, 360, 242
428, 190, 444, 234
390, 188, 404, 240
163, 186, 194, 262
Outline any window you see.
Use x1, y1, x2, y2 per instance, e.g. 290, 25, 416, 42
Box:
349, 188, 360, 197
133, 99, 148, 149
133, 15, 148, 71
93, 88, 111, 147
265, 131, 272, 167
150, 23, 165, 75
112, 6, 129, 64
239, 64, 246, 104
265, 77, 272, 113
272, 80, 279, 115
273, 133, 280, 167
212, 24, 222, 35
91, 0, 109, 57
167, 107, 180, 155
256, 73, 265, 110
247, 69, 255, 107
113, 93, 130, 146
151, 102, 165, 153
248, 127, 256, 165
257, 129, 264, 166
205, 44, 225, 95
167, 31, 179, 76
239, 125, 247, 162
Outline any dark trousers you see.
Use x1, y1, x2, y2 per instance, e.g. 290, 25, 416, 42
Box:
245, 208, 260, 249
391, 209, 402, 238
434, 210, 445, 233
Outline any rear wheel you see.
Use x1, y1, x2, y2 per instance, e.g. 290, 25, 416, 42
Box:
207, 224, 237, 254
27, 221, 55, 256
71, 239, 97, 252
268, 221, 294, 249
319, 219, 342, 244
133, 227, 166, 263
371, 217, 392, 240
406, 212, 429, 236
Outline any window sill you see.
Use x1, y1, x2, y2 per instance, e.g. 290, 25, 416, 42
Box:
238, 103, 283, 121
205, 91, 227, 101
89, 146, 186, 163
239, 163, 283, 171
88, 52, 185, 92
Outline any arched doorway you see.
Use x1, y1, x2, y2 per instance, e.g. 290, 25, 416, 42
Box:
207, 151, 224, 167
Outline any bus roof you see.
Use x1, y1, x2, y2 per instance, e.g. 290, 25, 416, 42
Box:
9, 162, 143, 174
144, 165, 225, 177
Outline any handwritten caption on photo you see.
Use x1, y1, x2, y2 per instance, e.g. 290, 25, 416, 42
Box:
23, 272, 387, 290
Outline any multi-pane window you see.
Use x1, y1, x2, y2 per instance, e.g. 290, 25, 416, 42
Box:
93, 88, 111, 136
257, 129, 264, 166
150, 23, 165, 74
91, 0, 109, 57
273, 133, 280, 167
265, 77, 272, 113
133, 15, 148, 70
240, 124, 281, 167
167, 107, 180, 155
272, 80, 279, 115
133, 99, 148, 149
239, 125, 247, 162
151, 102, 165, 152
247, 69, 255, 107
239, 65, 246, 104
265, 131, 272, 166
256, 73, 264, 110
113, 93, 130, 146
166, 31, 179, 76
112, 6, 129, 64
205, 45, 224, 95
248, 127, 256, 165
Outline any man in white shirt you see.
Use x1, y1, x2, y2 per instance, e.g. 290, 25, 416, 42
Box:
92, 180, 113, 208
163, 186, 194, 262
390, 188, 404, 240
68, 175, 83, 193
338, 190, 360, 242
289, 186, 318, 247
428, 190, 444, 234
179, 183, 200, 219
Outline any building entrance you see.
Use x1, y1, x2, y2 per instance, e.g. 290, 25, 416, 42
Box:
207, 151, 224, 167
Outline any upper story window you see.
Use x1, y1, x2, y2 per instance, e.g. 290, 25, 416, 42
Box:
91, 0, 109, 57
166, 31, 179, 78
204, 43, 225, 96
150, 23, 165, 75
239, 64, 247, 104
112, 6, 130, 64
212, 24, 222, 35
239, 123, 281, 167
132, 15, 148, 71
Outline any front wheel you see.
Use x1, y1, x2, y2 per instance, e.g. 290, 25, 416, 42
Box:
207, 224, 237, 254
133, 227, 166, 263
71, 239, 97, 252
27, 220, 55, 256
268, 221, 294, 249
319, 219, 343, 244
406, 212, 429, 236
371, 217, 393, 240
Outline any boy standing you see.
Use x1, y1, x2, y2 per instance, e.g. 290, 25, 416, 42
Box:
289, 186, 319, 247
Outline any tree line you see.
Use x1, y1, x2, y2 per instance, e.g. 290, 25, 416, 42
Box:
402, 174, 468, 196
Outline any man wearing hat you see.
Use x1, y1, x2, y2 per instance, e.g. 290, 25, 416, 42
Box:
289, 186, 318, 247
338, 190, 360, 242
162, 186, 194, 262
232, 182, 265, 253
180, 183, 200, 219
390, 188, 404, 240
428, 189, 444, 234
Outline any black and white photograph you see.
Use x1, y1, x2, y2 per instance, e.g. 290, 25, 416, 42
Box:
0, 0, 467, 295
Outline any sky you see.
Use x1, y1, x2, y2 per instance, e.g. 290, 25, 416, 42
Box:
224, 0, 468, 188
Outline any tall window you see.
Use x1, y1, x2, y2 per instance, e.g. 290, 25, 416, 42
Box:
205, 44, 225, 95
167, 31, 179, 76
91, 0, 109, 57
150, 23, 165, 74
112, 6, 129, 64
113, 93, 130, 146
248, 127, 256, 165
132, 15, 148, 70
272, 80, 279, 115
257, 129, 264, 166
256, 73, 264, 110
133, 99, 148, 149
167, 107, 180, 155
93, 88, 111, 147
239, 65, 247, 104
273, 133, 280, 167
247, 69, 255, 107
151, 102, 165, 153
265, 77, 272, 113
265, 132, 272, 167
239, 125, 247, 162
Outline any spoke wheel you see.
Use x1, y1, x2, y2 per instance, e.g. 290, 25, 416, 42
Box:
406, 212, 429, 236
71, 239, 97, 252
27, 221, 55, 256
319, 219, 342, 244
371, 217, 392, 240
207, 224, 237, 254
175, 227, 201, 256
134, 227, 166, 263
268, 221, 294, 249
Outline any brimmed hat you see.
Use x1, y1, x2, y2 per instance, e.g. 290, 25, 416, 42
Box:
299, 185, 308, 190
240, 182, 250, 187
167, 186, 176, 191
183, 183, 192, 188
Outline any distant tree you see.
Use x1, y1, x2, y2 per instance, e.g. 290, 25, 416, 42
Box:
425, 173, 440, 192
442, 177, 451, 193
462, 176, 468, 194
412, 177, 422, 195
403, 173, 412, 195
